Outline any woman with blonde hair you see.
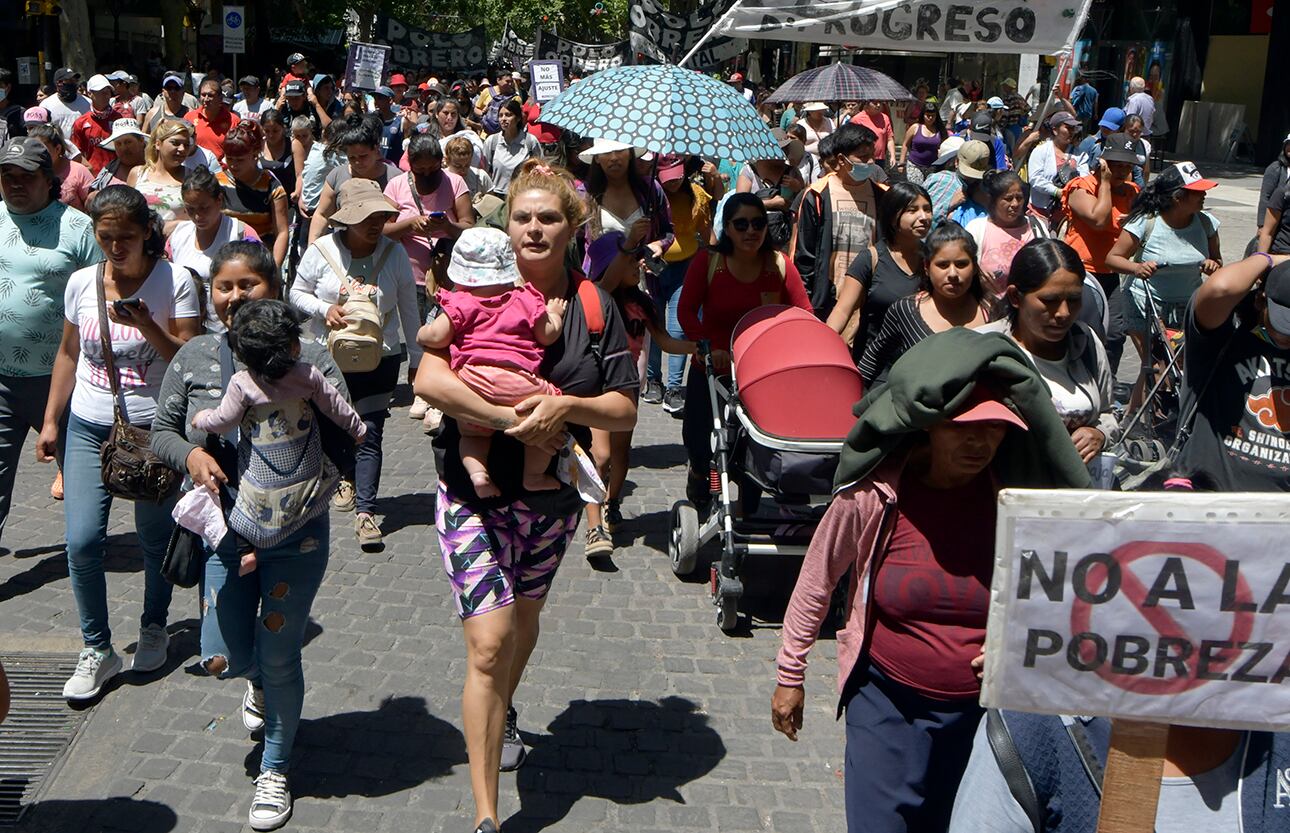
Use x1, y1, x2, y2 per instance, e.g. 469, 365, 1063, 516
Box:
417, 158, 638, 833
129, 118, 193, 233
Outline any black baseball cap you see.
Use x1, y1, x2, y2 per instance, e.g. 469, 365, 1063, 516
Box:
1099, 133, 1139, 165
238, 75, 260, 88
53, 68, 79, 84
0, 138, 52, 173
969, 110, 995, 141
284, 80, 307, 96
287, 52, 306, 65
1265, 262, 1290, 335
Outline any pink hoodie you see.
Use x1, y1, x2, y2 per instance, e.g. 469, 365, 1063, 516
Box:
776, 455, 903, 695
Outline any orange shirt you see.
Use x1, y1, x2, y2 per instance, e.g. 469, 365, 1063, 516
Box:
185, 107, 240, 158
1062, 174, 1139, 273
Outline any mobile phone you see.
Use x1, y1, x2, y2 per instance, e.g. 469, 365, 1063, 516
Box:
112, 298, 143, 314
428, 211, 447, 220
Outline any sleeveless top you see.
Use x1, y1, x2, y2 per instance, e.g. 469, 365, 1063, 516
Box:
134, 167, 184, 222
908, 127, 944, 168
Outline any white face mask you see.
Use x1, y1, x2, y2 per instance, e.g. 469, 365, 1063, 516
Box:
0, 89, 7, 102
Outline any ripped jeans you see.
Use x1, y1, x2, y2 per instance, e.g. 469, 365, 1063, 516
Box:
200, 514, 329, 773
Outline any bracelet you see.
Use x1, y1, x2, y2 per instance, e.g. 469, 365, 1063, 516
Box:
1257, 251, 1275, 272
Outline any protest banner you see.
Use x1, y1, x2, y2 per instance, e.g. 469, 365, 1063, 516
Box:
529, 60, 566, 104
981, 489, 1290, 731
344, 41, 390, 92
373, 15, 489, 74
533, 30, 631, 74
714, 0, 1088, 55
628, 0, 746, 70
493, 22, 535, 70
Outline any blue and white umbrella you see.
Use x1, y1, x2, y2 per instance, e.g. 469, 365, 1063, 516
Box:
538, 64, 782, 163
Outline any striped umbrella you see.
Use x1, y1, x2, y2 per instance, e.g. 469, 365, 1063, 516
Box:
537, 64, 782, 163
766, 62, 915, 104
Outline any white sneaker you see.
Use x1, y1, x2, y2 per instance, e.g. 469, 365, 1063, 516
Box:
242, 681, 266, 733
409, 395, 430, 419
63, 647, 122, 701
249, 770, 292, 831
132, 624, 169, 673
422, 406, 443, 434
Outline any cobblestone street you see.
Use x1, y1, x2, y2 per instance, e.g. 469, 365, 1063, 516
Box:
0, 389, 845, 833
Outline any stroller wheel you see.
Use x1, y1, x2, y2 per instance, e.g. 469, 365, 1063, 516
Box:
669, 500, 701, 577
716, 594, 739, 633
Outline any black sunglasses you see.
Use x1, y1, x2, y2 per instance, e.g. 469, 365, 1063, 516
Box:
730, 217, 767, 232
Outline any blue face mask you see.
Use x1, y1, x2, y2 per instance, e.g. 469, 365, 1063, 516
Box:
849, 162, 876, 182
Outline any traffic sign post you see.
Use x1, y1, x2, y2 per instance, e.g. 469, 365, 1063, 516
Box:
224, 6, 245, 82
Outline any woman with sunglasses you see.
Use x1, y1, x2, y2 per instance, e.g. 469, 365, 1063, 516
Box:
677, 193, 812, 514
898, 103, 947, 185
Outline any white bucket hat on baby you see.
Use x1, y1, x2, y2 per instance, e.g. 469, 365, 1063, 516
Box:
447, 227, 521, 288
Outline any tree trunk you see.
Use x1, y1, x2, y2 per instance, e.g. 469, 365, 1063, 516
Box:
160, 0, 187, 68
59, 0, 95, 72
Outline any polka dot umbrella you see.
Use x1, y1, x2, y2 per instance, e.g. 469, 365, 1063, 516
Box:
537, 64, 782, 163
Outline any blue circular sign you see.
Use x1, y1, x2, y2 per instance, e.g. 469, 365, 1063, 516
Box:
225, 10, 242, 27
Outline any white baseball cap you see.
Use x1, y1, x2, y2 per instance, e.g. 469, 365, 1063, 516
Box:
86, 74, 113, 93
99, 118, 147, 150
578, 138, 634, 165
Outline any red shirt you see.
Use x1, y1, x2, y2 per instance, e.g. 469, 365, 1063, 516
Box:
866, 470, 996, 700
678, 249, 812, 359
850, 109, 894, 162
185, 107, 240, 158
70, 109, 121, 175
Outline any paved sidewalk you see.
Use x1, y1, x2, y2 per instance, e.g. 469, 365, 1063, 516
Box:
0, 390, 845, 833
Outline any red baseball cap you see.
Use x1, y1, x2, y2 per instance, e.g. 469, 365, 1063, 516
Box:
388, 74, 408, 87
530, 121, 562, 144
948, 386, 1028, 431
729, 72, 744, 83
656, 153, 686, 184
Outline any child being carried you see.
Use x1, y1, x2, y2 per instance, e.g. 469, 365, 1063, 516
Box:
193, 299, 366, 574
418, 227, 566, 498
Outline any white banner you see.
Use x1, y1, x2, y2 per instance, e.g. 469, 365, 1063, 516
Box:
982, 490, 1290, 731
716, 0, 1085, 55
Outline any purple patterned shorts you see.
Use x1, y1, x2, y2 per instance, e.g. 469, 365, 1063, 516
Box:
436, 482, 581, 619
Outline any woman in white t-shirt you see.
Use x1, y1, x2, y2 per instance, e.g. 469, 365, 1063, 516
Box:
35, 185, 202, 703
167, 167, 263, 333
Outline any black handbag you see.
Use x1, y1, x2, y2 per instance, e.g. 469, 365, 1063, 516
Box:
162, 523, 204, 588
95, 264, 180, 503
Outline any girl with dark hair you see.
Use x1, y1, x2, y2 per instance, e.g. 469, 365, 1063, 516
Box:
1105, 161, 1222, 412
216, 121, 289, 266
436, 98, 485, 169
169, 166, 263, 333
677, 193, 812, 514
259, 110, 298, 201
151, 241, 353, 830
828, 180, 933, 359
898, 101, 947, 184
35, 185, 202, 702
979, 238, 1118, 464
965, 169, 1049, 310
306, 113, 403, 244
858, 222, 992, 386
27, 122, 94, 211
481, 99, 541, 197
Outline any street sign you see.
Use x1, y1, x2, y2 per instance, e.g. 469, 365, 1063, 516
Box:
224, 6, 245, 55
529, 59, 565, 104
982, 489, 1290, 731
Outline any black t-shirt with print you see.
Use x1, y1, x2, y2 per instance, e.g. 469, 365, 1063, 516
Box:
1178, 301, 1290, 491
433, 279, 639, 514
845, 242, 923, 362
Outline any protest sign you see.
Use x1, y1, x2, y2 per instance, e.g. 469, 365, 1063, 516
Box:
493, 22, 535, 69
628, 0, 746, 70
533, 30, 631, 74
529, 60, 566, 103
344, 41, 390, 92
981, 489, 1290, 731
373, 15, 489, 74
715, 0, 1087, 56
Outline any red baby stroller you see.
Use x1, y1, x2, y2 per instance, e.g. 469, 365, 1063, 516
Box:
668, 305, 863, 632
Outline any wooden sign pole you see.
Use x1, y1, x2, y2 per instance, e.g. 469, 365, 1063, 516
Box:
1094, 720, 1170, 833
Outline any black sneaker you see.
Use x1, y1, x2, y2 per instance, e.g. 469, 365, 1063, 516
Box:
473, 820, 499, 833
585, 525, 614, 559
641, 380, 664, 404
603, 499, 624, 533
500, 706, 527, 771
662, 387, 686, 416
686, 466, 712, 509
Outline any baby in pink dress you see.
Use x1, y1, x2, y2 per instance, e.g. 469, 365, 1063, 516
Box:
419, 228, 566, 498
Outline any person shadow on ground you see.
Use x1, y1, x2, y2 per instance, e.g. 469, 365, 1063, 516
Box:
506, 696, 725, 833
17, 797, 178, 832
241, 695, 466, 797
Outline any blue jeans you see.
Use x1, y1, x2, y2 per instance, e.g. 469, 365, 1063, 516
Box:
646, 260, 689, 390
201, 514, 329, 773
64, 412, 176, 651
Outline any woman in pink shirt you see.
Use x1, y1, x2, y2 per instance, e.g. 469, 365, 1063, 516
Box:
850, 100, 897, 167
27, 123, 94, 211
965, 171, 1050, 313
